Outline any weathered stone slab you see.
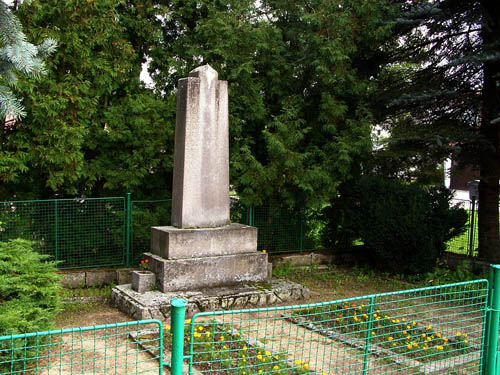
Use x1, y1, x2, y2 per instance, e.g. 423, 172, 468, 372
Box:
111, 279, 310, 321
150, 223, 257, 259
85, 270, 116, 287
171, 65, 230, 228
145, 252, 267, 292
60, 272, 85, 288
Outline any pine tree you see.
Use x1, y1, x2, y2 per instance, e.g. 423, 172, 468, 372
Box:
375, 0, 500, 261
0, 0, 56, 120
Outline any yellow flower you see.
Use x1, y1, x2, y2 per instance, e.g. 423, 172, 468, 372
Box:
371, 332, 375, 336
426, 325, 432, 330
198, 326, 204, 331
273, 365, 279, 370
388, 336, 393, 341
436, 333, 441, 338
205, 332, 211, 337
392, 320, 396, 324
407, 335, 411, 340
186, 319, 191, 324
427, 337, 431, 341
194, 333, 201, 338
412, 321, 417, 326
374, 313, 378, 318
243, 346, 247, 350
422, 334, 426, 338
304, 364, 309, 370
220, 336, 225, 341
456, 332, 462, 336
402, 318, 406, 322
435, 345, 444, 350
166, 325, 171, 331
407, 344, 412, 350
464, 333, 468, 338
236, 332, 240, 337
274, 355, 279, 360
443, 337, 448, 342
363, 314, 368, 319
257, 355, 263, 361
403, 331, 407, 335
396, 319, 400, 323
259, 371, 263, 374
265, 351, 271, 356
407, 325, 411, 330
243, 372, 246, 375
262, 249, 267, 254
464, 340, 468, 344
223, 345, 228, 350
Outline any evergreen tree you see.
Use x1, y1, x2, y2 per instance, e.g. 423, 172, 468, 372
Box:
147, 0, 396, 210
0, 0, 172, 199
0, 0, 56, 120
375, 0, 500, 261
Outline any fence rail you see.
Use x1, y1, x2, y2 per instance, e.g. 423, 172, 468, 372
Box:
186, 280, 489, 375
1, 269, 500, 374
0, 195, 488, 269
0, 320, 163, 375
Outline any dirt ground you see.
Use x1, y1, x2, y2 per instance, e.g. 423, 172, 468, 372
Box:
50, 266, 484, 375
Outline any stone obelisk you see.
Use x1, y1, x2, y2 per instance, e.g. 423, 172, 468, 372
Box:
171, 65, 230, 228
147, 65, 268, 292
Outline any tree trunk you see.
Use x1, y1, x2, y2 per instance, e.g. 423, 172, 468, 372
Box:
478, 0, 500, 262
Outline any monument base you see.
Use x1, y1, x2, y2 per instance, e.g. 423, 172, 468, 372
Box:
145, 252, 268, 292
111, 279, 310, 320
150, 224, 257, 259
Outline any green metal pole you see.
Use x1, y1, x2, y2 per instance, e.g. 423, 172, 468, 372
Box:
468, 198, 476, 257
362, 296, 375, 375
485, 265, 500, 375
171, 298, 187, 375
54, 200, 58, 263
299, 212, 303, 253
125, 193, 131, 267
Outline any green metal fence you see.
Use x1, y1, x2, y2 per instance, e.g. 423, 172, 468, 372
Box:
0, 194, 487, 269
446, 199, 480, 257
0, 197, 125, 269
0, 320, 163, 375
180, 280, 491, 375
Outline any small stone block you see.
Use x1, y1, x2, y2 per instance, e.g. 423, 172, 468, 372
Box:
131, 271, 156, 293
150, 223, 257, 259
146, 252, 268, 292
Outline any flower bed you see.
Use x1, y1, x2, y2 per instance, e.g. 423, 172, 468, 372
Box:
285, 302, 476, 366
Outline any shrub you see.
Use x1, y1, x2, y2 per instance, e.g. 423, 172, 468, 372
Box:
0, 239, 61, 335
322, 177, 467, 274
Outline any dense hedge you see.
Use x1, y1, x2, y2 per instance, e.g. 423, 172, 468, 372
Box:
0, 239, 61, 371
322, 177, 468, 274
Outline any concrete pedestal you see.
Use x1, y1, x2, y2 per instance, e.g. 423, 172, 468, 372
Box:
146, 252, 268, 292
151, 224, 257, 259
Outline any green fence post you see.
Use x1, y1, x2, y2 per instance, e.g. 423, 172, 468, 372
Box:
125, 193, 131, 267
171, 298, 187, 375
484, 264, 500, 375
299, 212, 304, 253
54, 200, 59, 262
362, 296, 375, 375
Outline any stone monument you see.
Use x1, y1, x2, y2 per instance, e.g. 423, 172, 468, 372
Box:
112, 65, 309, 320
147, 65, 268, 292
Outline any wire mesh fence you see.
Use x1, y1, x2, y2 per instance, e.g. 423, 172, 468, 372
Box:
0, 194, 488, 269
446, 199, 479, 257
0, 320, 163, 375
186, 280, 488, 375
131, 200, 172, 265
0, 198, 125, 269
